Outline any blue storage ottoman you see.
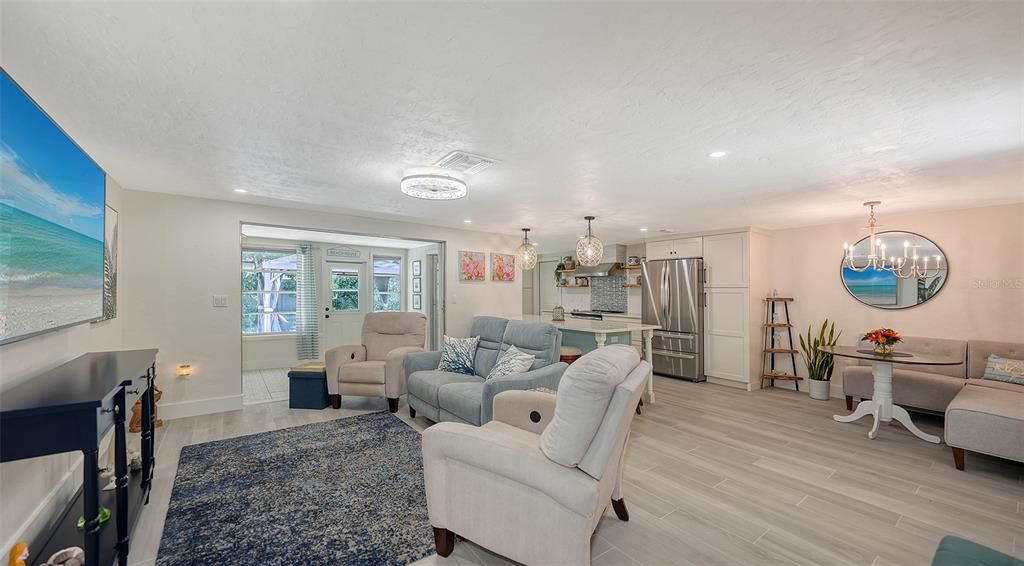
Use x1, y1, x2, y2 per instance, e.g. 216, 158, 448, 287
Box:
288, 361, 329, 409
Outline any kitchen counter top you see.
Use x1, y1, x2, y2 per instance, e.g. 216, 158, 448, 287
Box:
541, 311, 642, 321
508, 314, 659, 334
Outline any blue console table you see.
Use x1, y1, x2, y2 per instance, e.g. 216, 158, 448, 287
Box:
0, 349, 158, 566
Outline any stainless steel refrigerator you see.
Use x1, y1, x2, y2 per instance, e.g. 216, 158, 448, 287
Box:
641, 258, 705, 382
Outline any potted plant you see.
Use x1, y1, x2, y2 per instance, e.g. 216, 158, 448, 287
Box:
798, 320, 841, 400
862, 328, 902, 355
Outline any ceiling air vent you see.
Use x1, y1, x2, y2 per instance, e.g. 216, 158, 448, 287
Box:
434, 151, 497, 175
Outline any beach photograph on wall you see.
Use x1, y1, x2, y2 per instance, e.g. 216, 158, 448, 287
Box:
0, 69, 107, 344
458, 251, 485, 281
491, 253, 515, 282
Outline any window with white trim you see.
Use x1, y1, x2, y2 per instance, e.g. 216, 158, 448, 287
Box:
241, 250, 297, 334
372, 256, 402, 312
330, 264, 360, 311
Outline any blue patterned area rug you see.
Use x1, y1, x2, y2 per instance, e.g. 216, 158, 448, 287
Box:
157, 412, 433, 565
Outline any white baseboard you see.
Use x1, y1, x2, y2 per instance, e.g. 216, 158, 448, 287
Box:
161, 394, 244, 420
0, 454, 81, 558
706, 376, 750, 391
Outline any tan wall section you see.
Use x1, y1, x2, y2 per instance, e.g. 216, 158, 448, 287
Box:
762, 203, 1024, 390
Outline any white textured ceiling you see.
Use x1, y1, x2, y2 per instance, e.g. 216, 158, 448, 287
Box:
241, 224, 435, 249
2, 2, 1022, 252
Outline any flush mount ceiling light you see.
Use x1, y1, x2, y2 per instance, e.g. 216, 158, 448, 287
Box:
576, 216, 604, 267
233, 188, 248, 193
639, 227, 649, 232
707, 151, 728, 158
463, 219, 473, 224
400, 174, 467, 200
516, 228, 538, 270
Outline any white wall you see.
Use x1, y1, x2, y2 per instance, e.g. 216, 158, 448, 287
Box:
763, 203, 1024, 391
0, 178, 126, 554
118, 190, 523, 419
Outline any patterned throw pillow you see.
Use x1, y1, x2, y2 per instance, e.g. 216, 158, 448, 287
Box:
983, 354, 1024, 385
487, 345, 536, 380
437, 335, 480, 375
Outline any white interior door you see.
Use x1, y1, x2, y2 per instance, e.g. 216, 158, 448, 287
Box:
322, 260, 365, 353
538, 259, 559, 313
522, 264, 536, 314
428, 253, 442, 350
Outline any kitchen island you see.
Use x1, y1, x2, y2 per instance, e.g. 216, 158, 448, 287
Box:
506, 314, 660, 402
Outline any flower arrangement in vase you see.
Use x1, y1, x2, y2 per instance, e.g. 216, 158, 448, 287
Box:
862, 328, 902, 355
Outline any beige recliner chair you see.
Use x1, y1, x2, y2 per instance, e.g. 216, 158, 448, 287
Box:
325, 312, 426, 412
422, 345, 649, 565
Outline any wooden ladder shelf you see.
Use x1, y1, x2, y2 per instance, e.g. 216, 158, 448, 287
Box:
761, 297, 801, 390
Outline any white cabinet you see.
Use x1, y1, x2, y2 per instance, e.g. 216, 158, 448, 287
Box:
704, 287, 749, 383
644, 237, 702, 260
703, 232, 748, 287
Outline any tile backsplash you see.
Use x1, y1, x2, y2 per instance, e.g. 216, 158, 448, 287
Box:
590, 276, 627, 312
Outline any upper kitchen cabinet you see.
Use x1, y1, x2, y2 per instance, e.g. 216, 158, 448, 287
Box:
644, 237, 702, 260
703, 232, 748, 287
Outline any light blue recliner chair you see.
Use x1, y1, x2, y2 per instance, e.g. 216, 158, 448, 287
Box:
405, 316, 566, 425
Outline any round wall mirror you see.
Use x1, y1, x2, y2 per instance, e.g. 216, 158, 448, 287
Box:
840, 231, 948, 309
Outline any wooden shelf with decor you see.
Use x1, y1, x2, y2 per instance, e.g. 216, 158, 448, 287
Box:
761, 297, 801, 390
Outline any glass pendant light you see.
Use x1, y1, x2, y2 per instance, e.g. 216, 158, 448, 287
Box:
575, 215, 604, 266
516, 228, 538, 270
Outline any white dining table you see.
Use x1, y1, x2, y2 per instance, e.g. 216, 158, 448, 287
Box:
820, 345, 961, 443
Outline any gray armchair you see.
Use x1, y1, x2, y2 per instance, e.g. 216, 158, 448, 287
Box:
405, 316, 566, 425
325, 312, 426, 412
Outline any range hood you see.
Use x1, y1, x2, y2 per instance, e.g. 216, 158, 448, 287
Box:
573, 244, 627, 277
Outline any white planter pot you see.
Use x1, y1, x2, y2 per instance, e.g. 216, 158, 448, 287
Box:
808, 379, 831, 401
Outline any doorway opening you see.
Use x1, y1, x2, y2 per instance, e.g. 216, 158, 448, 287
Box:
239, 223, 445, 405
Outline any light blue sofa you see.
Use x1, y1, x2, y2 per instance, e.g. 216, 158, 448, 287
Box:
405, 316, 566, 425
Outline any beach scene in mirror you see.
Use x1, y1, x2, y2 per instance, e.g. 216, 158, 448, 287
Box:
841, 231, 947, 310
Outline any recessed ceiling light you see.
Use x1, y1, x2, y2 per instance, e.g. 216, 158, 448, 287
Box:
639, 228, 649, 232
233, 188, 248, 193
707, 151, 728, 158
463, 219, 472, 224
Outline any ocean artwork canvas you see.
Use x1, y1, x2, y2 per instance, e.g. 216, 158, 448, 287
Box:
491, 253, 515, 282
1, 69, 106, 343
458, 251, 486, 281
841, 268, 897, 306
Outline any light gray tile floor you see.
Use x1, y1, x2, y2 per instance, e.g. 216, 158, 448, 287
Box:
130, 378, 1024, 565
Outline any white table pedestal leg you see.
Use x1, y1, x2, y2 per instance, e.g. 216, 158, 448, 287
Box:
595, 332, 607, 348
834, 399, 876, 423
892, 405, 941, 443
833, 359, 940, 443
643, 330, 655, 403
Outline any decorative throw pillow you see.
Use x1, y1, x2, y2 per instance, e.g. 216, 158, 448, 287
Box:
486, 345, 535, 380
983, 354, 1024, 385
437, 335, 480, 375
540, 345, 639, 471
